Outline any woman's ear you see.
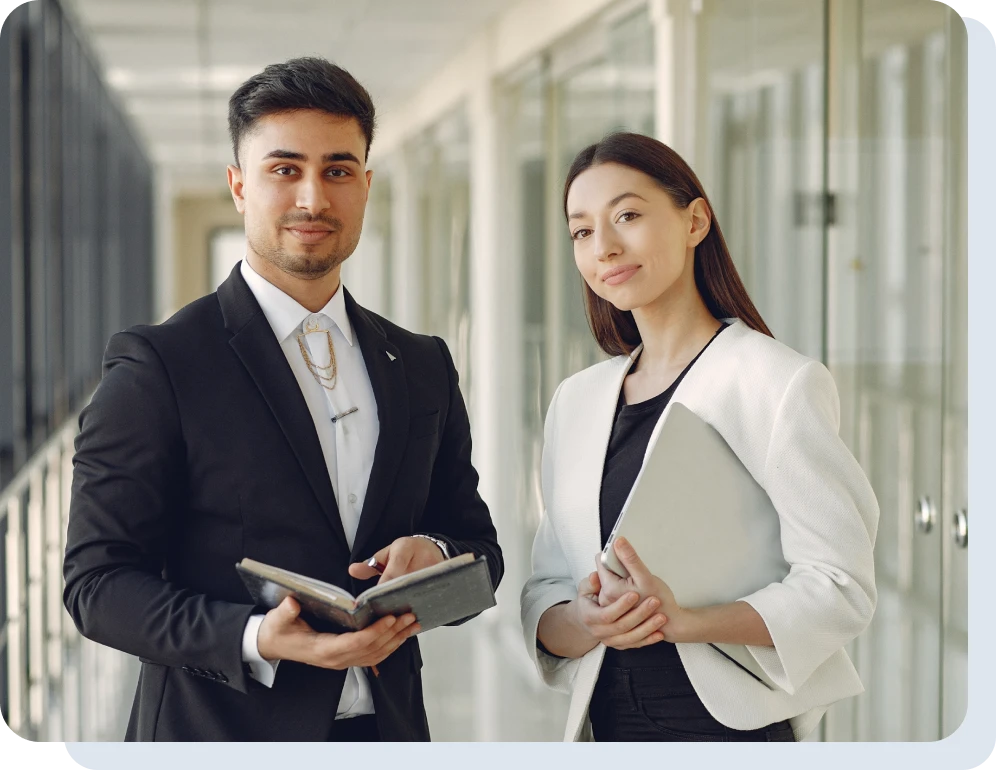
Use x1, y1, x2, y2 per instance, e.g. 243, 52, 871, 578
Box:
687, 198, 712, 248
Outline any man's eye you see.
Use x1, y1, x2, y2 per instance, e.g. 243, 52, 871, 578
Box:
327, 168, 348, 178
275, 167, 296, 176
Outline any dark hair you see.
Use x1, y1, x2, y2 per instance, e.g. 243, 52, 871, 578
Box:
563, 132, 772, 356
228, 56, 376, 166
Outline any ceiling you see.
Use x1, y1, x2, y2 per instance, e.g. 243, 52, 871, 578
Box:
63, 0, 511, 191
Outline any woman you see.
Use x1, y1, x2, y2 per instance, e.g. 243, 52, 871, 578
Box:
520, 133, 878, 742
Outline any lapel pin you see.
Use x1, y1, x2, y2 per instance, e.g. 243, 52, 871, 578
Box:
386, 351, 397, 362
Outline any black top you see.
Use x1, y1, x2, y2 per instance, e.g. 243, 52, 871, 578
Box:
599, 323, 727, 668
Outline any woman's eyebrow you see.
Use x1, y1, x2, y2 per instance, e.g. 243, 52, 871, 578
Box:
568, 191, 647, 220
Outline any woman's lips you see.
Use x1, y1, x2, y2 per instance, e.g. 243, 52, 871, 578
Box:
602, 265, 640, 286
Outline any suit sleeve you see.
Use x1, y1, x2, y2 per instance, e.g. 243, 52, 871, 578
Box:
63, 331, 257, 694
519, 380, 583, 692
737, 360, 879, 694
416, 337, 503, 618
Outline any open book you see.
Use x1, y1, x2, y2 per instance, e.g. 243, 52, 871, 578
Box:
236, 553, 495, 634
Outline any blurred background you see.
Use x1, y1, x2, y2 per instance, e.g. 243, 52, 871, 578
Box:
0, 0, 967, 742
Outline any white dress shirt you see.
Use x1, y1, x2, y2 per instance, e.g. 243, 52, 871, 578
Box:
238, 258, 380, 718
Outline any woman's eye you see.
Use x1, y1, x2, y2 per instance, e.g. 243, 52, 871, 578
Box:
572, 228, 592, 241
618, 211, 640, 223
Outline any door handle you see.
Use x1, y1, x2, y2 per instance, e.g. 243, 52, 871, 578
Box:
915, 496, 936, 534
951, 508, 968, 549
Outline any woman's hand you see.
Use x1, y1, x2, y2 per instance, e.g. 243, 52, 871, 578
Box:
596, 537, 686, 643
571, 569, 669, 651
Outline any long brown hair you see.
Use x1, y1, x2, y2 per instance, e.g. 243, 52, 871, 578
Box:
563, 132, 772, 356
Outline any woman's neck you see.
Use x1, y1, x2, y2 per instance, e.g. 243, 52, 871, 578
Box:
631, 289, 720, 374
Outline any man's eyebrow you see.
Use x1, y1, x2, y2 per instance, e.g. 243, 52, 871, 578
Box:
260, 150, 361, 165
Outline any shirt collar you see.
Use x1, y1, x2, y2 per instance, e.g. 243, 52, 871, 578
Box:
240, 258, 354, 347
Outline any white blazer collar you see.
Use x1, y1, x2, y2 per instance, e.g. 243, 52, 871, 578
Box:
571, 318, 747, 560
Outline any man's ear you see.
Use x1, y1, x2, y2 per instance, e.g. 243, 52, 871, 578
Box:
227, 164, 246, 214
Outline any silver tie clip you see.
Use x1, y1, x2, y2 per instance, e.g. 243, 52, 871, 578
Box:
331, 407, 358, 424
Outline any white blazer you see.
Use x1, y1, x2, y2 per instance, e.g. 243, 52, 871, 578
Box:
520, 319, 879, 742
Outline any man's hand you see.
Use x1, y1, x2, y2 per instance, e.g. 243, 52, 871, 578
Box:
256, 596, 420, 669
347, 536, 446, 584
572, 569, 668, 650
596, 537, 685, 643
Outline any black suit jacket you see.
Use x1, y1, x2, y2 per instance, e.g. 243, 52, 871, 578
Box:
62, 264, 503, 741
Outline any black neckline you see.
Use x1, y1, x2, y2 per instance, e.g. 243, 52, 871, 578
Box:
619, 322, 728, 411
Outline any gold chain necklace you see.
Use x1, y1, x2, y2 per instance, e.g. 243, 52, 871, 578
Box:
297, 330, 337, 390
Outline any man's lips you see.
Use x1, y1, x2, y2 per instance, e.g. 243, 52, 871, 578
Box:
286, 226, 334, 243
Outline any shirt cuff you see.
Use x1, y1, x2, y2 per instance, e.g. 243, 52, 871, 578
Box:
242, 613, 280, 688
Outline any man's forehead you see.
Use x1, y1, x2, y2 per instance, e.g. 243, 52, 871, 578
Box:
245, 111, 365, 158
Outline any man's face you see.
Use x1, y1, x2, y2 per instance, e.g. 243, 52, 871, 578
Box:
228, 109, 372, 280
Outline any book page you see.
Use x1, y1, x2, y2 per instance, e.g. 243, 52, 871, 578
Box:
238, 558, 356, 607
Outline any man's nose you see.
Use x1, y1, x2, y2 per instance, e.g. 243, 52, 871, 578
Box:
295, 174, 331, 214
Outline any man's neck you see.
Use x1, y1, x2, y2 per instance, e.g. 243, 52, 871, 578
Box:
246, 252, 341, 312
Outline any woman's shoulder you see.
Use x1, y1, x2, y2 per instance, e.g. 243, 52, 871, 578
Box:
718, 320, 825, 392
552, 352, 633, 408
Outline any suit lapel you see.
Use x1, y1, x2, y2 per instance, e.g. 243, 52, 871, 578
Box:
217, 265, 349, 551
344, 291, 409, 562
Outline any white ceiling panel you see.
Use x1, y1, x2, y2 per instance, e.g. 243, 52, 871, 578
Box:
64, 0, 510, 187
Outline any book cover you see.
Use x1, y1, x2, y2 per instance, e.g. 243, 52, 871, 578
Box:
236, 553, 495, 634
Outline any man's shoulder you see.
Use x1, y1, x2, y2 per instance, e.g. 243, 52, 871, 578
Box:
351, 304, 443, 355
115, 292, 225, 353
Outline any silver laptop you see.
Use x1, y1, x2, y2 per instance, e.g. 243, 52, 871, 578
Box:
600, 401, 790, 691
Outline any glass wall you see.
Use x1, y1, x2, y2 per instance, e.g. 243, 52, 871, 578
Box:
410, 108, 473, 383
479, 0, 967, 742
0, 0, 153, 737
820, 0, 968, 742
0, 0, 155, 492
696, 0, 827, 359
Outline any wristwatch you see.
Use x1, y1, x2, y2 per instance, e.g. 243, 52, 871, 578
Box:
412, 533, 450, 560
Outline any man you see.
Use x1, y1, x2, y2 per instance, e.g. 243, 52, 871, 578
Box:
63, 57, 502, 742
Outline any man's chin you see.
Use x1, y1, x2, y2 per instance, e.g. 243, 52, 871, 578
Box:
279, 251, 347, 279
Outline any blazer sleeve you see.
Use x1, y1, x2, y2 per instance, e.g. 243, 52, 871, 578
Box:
519, 381, 582, 692
63, 331, 257, 694
416, 336, 504, 611
737, 360, 879, 694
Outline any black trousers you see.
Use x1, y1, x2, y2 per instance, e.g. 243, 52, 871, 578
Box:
327, 715, 380, 742
589, 665, 796, 742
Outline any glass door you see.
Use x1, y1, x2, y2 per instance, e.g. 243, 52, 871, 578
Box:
940, 12, 968, 740
823, 0, 963, 741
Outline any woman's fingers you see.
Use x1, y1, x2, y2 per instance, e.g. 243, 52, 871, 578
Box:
606, 611, 669, 649
598, 597, 663, 637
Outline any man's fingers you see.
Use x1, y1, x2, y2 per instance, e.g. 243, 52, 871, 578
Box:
368, 617, 422, 659
281, 596, 301, 618
311, 614, 417, 668
348, 544, 392, 580
378, 544, 413, 584
347, 561, 378, 580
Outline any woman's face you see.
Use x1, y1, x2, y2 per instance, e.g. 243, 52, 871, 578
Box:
566, 162, 709, 313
